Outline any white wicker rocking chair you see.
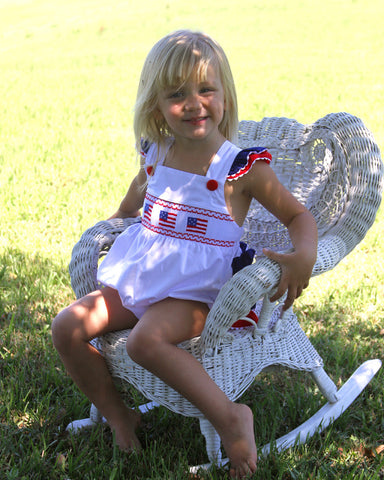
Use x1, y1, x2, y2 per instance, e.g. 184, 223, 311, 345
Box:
66, 112, 382, 470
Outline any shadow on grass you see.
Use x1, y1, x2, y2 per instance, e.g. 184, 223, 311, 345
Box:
0, 246, 74, 329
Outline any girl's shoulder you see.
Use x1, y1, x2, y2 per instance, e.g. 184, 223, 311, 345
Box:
227, 147, 272, 181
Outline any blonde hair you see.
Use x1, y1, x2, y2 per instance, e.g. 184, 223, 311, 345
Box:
133, 30, 238, 153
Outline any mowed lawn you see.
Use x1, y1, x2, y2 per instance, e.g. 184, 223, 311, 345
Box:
0, 0, 383, 478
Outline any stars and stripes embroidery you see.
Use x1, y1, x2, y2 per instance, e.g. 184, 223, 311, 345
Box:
143, 203, 153, 222
186, 216, 208, 235
142, 195, 217, 238
159, 210, 177, 229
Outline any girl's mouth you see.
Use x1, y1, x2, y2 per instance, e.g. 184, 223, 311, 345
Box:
186, 117, 207, 125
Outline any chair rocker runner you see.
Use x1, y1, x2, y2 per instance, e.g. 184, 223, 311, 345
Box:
66, 112, 383, 469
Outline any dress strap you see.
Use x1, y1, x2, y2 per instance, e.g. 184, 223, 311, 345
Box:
206, 141, 241, 181
227, 147, 272, 181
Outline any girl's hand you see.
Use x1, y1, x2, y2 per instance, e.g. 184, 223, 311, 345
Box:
262, 248, 314, 311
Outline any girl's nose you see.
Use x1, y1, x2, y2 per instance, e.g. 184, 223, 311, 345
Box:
184, 92, 201, 111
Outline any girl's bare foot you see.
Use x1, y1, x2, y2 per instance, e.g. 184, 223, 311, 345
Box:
109, 408, 142, 453
219, 403, 257, 479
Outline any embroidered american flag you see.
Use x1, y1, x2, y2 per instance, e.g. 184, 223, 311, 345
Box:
186, 216, 208, 235
159, 210, 177, 229
143, 203, 153, 222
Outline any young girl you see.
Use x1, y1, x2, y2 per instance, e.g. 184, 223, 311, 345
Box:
52, 30, 317, 479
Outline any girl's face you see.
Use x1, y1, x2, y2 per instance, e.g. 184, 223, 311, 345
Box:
156, 63, 226, 146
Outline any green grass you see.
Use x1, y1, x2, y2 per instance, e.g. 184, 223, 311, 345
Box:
1, 0, 383, 478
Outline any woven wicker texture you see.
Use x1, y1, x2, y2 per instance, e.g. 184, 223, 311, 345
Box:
68, 112, 383, 460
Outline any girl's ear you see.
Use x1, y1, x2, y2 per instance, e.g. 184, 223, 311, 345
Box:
153, 107, 163, 121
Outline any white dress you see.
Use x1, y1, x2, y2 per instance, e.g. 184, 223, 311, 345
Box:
97, 140, 271, 319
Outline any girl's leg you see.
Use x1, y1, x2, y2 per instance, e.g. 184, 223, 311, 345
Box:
126, 298, 257, 479
52, 287, 141, 451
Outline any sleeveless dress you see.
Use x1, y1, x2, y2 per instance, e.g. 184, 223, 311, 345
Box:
97, 139, 271, 319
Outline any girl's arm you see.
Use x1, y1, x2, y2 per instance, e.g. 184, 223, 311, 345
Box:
236, 161, 318, 310
108, 164, 147, 220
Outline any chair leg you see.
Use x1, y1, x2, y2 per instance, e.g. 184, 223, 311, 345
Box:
199, 417, 222, 463
90, 403, 105, 423
66, 404, 106, 433
66, 401, 159, 433
310, 366, 339, 403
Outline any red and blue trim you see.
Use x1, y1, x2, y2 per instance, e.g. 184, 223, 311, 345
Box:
227, 147, 272, 181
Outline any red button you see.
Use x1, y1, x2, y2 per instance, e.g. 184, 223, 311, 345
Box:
146, 166, 153, 175
206, 179, 218, 191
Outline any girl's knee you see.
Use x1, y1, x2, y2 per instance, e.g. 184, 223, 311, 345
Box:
51, 308, 73, 351
125, 329, 145, 363
126, 328, 160, 365
51, 303, 86, 352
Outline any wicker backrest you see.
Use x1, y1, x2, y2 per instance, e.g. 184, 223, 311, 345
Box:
238, 113, 383, 262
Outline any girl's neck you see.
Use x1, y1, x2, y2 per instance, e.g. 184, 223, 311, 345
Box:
165, 135, 227, 175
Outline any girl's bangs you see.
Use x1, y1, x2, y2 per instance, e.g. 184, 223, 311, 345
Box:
157, 42, 216, 89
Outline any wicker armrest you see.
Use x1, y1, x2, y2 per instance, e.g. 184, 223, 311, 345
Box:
69, 217, 140, 299
200, 256, 282, 350
200, 217, 376, 351
312, 234, 349, 276
199, 230, 356, 350
199, 229, 351, 350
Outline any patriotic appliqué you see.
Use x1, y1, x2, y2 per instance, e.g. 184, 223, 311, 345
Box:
227, 147, 272, 181
186, 216, 208, 235
159, 210, 177, 229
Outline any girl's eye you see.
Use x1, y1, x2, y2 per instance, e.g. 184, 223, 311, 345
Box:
200, 87, 214, 94
168, 90, 184, 99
